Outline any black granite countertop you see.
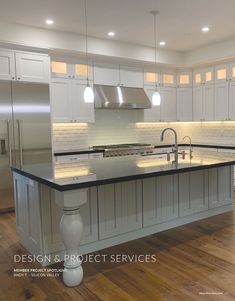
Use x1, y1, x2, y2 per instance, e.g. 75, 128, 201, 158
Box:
12, 150, 235, 191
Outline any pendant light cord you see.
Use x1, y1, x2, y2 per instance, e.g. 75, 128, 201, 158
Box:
153, 12, 158, 91
84, 0, 89, 83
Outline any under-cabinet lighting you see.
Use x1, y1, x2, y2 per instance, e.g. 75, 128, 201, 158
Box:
108, 32, 115, 37
201, 26, 210, 32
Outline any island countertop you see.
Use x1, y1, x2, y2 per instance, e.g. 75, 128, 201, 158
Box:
12, 150, 235, 191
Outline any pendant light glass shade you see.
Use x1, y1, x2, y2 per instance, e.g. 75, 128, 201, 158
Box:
152, 90, 161, 106
84, 83, 94, 103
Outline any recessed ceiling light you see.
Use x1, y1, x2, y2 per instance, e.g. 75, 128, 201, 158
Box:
108, 32, 115, 37
159, 41, 166, 46
201, 26, 210, 32
46, 19, 54, 25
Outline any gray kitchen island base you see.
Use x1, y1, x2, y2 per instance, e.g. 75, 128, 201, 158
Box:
13, 166, 233, 287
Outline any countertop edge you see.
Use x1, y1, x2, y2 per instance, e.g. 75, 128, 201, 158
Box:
11, 160, 235, 192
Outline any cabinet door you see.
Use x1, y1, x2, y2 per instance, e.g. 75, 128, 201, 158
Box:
51, 61, 69, 78
98, 180, 142, 239
70, 80, 95, 123
144, 71, 159, 86
143, 86, 161, 121
74, 63, 93, 81
204, 84, 214, 121
15, 52, 50, 83
193, 71, 203, 86
215, 82, 229, 120
161, 87, 177, 121
208, 167, 232, 209
193, 86, 203, 120
229, 81, 235, 120
0, 50, 15, 80
215, 64, 228, 83
177, 87, 193, 121
193, 85, 204, 121
162, 72, 176, 87
179, 170, 208, 217
177, 72, 192, 87
93, 63, 119, 86
120, 66, 143, 88
50, 78, 71, 122
143, 175, 178, 227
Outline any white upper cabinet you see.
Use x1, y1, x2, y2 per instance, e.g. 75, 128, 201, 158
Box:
0, 50, 15, 80
215, 64, 228, 83
193, 86, 204, 120
50, 78, 95, 123
93, 63, 119, 86
50, 78, 71, 122
120, 65, 144, 88
51, 61, 93, 80
70, 80, 95, 123
15, 52, 50, 83
144, 86, 161, 122
144, 71, 160, 87
177, 87, 193, 121
215, 82, 229, 120
229, 81, 235, 120
0, 50, 50, 83
204, 84, 215, 120
161, 87, 177, 121
193, 68, 214, 86
177, 71, 192, 87
162, 72, 176, 87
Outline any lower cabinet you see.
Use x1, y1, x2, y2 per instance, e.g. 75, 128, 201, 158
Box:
143, 175, 178, 226
208, 167, 232, 208
179, 170, 209, 217
98, 180, 142, 239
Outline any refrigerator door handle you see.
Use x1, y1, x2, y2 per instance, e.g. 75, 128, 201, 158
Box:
6, 120, 12, 166
17, 119, 23, 167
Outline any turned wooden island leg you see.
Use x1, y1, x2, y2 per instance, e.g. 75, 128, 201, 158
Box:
55, 188, 88, 287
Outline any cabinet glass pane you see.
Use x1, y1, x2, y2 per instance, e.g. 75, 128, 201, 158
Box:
195, 73, 201, 84
51, 61, 67, 74
75, 64, 88, 77
180, 75, 189, 84
217, 69, 226, 80
205, 71, 212, 82
232, 67, 235, 78
163, 74, 174, 84
146, 72, 158, 83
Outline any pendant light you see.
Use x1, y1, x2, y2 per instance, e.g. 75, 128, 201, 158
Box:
83, 0, 94, 103
151, 10, 161, 106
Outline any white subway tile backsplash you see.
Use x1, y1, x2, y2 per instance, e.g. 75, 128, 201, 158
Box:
53, 110, 235, 151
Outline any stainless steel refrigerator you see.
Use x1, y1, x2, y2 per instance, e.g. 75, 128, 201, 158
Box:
0, 81, 52, 212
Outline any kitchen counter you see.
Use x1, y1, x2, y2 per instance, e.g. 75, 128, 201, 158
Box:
11, 149, 235, 288
12, 150, 235, 191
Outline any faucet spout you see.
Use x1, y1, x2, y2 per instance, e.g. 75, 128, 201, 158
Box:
160, 128, 178, 164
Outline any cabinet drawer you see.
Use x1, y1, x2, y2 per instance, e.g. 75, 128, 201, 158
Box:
55, 154, 89, 163
89, 152, 103, 159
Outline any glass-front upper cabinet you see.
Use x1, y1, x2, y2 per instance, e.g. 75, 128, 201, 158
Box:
193, 67, 214, 86
162, 72, 176, 87
177, 71, 192, 87
144, 71, 160, 86
51, 61, 93, 80
215, 64, 228, 83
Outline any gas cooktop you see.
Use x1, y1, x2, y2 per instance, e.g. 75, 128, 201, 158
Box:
92, 143, 154, 157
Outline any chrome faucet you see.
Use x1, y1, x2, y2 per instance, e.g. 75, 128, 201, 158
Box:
160, 128, 178, 164
183, 136, 193, 159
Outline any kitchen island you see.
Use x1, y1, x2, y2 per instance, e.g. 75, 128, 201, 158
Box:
12, 150, 235, 287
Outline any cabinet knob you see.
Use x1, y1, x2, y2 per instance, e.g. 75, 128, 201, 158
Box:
12, 77, 15, 80
17, 77, 20, 80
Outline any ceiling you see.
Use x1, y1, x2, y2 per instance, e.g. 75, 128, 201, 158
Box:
1, 0, 235, 51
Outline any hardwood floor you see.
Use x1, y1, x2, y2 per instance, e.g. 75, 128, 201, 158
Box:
0, 201, 235, 301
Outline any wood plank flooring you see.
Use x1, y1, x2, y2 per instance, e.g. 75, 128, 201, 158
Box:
0, 200, 235, 301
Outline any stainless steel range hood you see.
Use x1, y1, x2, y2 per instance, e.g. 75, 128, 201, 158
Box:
94, 84, 151, 109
